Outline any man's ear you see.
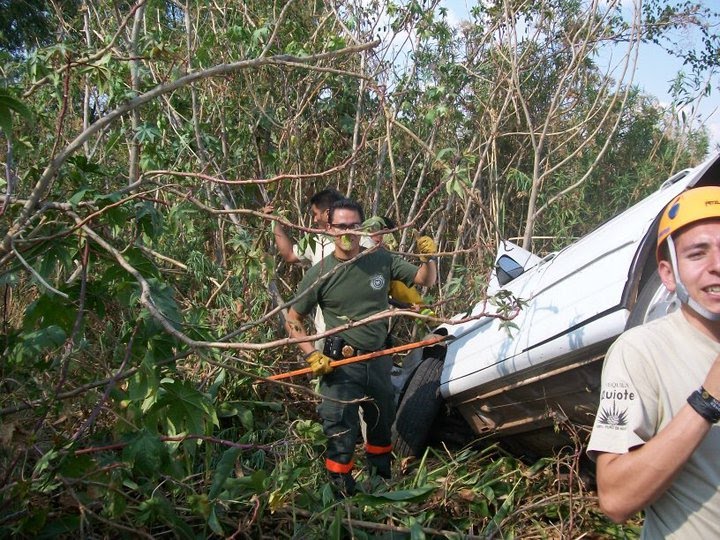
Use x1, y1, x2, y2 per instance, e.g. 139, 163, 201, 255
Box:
658, 259, 677, 292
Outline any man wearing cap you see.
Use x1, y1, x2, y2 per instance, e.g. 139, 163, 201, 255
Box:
588, 186, 720, 537
284, 198, 437, 497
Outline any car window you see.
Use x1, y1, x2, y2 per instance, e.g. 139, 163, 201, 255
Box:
496, 255, 524, 285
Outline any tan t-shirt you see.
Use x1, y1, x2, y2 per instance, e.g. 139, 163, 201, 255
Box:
293, 235, 334, 336
588, 309, 720, 539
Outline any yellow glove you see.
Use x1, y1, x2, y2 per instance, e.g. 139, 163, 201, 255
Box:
416, 235, 437, 262
389, 280, 423, 306
305, 351, 333, 375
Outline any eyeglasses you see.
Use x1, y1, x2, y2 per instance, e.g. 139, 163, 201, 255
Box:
330, 222, 362, 231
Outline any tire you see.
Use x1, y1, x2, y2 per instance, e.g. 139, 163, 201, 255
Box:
626, 270, 679, 329
392, 356, 444, 458
428, 404, 474, 450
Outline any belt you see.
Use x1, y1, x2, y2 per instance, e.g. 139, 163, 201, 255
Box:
323, 336, 375, 360
339, 344, 371, 358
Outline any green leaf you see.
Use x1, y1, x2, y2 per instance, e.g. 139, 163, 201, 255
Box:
33, 448, 60, 477
209, 446, 241, 500
207, 368, 226, 399
35, 515, 79, 538
25, 295, 76, 334
221, 469, 267, 497
0, 90, 34, 140
9, 325, 66, 365
150, 378, 218, 436
329, 506, 343, 540
354, 485, 436, 504
409, 517, 426, 540
208, 507, 224, 536
36, 241, 74, 286
435, 147, 456, 161
134, 123, 161, 143
104, 487, 127, 519
68, 188, 93, 206
238, 406, 254, 431
0, 106, 12, 138
58, 454, 94, 478
135, 201, 164, 239
67, 155, 102, 174
127, 354, 159, 401
252, 26, 270, 46
122, 429, 166, 477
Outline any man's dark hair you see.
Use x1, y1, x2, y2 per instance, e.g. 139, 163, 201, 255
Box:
380, 216, 396, 230
658, 241, 670, 262
328, 198, 365, 224
309, 188, 344, 211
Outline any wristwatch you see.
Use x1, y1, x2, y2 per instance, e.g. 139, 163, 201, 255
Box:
687, 386, 720, 424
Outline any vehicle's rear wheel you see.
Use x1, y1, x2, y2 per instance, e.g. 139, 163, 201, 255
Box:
392, 356, 444, 458
626, 270, 679, 329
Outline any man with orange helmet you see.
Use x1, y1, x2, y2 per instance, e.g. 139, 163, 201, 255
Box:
588, 186, 720, 538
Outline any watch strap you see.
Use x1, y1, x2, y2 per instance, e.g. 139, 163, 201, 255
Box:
687, 386, 720, 424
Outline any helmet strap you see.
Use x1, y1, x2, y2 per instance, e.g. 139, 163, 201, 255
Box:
667, 236, 720, 321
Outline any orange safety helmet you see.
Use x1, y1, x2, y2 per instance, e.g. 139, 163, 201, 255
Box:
656, 186, 720, 261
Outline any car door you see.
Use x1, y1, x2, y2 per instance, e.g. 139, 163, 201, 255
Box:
439, 241, 555, 398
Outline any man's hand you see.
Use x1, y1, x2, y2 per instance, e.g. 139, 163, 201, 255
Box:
416, 235, 437, 262
305, 351, 333, 375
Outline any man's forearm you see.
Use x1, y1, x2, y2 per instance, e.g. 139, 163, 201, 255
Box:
596, 404, 712, 522
414, 260, 437, 287
273, 223, 300, 263
285, 308, 315, 356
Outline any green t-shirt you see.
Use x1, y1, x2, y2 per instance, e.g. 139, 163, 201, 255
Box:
293, 249, 419, 351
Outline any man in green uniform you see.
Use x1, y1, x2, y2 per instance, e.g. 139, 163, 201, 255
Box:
285, 199, 437, 496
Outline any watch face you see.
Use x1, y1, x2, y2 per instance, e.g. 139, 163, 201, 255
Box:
341, 345, 355, 358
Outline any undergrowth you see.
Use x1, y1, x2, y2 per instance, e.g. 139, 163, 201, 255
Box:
1, 377, 642, 539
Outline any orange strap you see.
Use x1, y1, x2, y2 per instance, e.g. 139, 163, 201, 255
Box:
325, 458, 354, 474
365, 443, 392, 455
267, 334, 447, 381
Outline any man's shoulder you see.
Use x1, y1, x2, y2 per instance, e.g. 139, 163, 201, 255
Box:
607, 310, 693, 369
616, 310, 683, 344
294, 234, 333, 264
307, 251, 344, 279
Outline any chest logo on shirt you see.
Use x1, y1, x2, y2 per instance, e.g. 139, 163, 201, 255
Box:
370, 274, 385, 290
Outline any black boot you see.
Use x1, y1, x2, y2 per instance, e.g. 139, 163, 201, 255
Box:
329, 472, 356, 499
366, 453, 392, 479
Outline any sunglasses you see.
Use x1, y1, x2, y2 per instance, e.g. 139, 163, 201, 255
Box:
330, 222, 362, 231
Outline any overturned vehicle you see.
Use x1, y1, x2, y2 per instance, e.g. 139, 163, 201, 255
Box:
392, 152, 720, 459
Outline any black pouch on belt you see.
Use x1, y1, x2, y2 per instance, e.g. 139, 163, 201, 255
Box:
323, 336, 346, 359
323, 336, 358, 359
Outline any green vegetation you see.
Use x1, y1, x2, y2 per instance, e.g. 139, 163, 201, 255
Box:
1, 0, 716, 536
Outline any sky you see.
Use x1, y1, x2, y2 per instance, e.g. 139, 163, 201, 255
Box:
438, 0, 720, 151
